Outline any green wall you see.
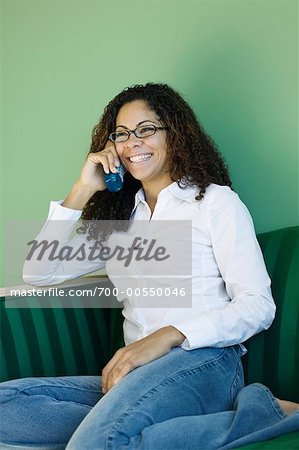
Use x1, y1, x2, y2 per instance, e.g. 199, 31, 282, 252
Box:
1, 0, 298, 286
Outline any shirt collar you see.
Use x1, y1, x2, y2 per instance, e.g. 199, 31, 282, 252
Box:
131, 180, 200, 217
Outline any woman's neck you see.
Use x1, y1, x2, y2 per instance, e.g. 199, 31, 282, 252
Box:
141, 175, 174, 214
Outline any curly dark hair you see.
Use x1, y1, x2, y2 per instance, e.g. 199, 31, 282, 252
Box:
77, 82, 232, 241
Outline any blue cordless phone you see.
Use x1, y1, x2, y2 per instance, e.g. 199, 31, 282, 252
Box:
104, 164, 125, 192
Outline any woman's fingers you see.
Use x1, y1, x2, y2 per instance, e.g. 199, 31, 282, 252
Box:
78, 142, 121, 192
103, 142, 121, 168
89, 144, 120, 174
101, 348, 138, 393
106, 359, 134, 391
106, 152, 119, 173
101, 348, 124, 393
104, 142, 120, 161
87, 153, 110, 174
87, 152, 114, 175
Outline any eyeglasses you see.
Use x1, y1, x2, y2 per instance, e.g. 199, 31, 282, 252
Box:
109, 124, 167, 143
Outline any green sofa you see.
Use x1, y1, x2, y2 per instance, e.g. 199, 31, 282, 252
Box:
1, 226, 298, 449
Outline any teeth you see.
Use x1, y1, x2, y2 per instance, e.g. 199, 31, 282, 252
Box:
129, 153, 152, 163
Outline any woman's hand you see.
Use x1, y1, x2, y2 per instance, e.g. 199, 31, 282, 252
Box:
78, 142, 121, 193
62, 142, 121, 210
101, 326, 186, 394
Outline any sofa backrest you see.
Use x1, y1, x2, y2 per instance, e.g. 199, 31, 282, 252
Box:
243, 226, 299, 402
1, 226, 298, 403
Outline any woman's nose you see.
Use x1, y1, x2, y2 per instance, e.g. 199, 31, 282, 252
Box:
125, 133, 142, 148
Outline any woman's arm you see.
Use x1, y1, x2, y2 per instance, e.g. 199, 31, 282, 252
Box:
62, 180, 97, 210
23, 142, 121, 286
22, 198, 105, 286
164, 187, 276, 350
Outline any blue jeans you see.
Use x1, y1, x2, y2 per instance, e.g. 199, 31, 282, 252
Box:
0, 345, 298, 449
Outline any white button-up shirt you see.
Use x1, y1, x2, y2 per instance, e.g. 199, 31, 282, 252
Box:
23, 182, 276, 351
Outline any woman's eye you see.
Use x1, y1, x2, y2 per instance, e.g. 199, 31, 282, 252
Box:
139, 126, 154, 134
116, 131, 128, 138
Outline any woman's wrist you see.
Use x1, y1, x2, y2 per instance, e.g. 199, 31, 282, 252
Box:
62, 181, 97, 211
162, 326, 186, 347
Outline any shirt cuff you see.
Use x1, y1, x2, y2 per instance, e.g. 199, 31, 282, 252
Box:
34, 200, 83, 242
168, 314, 220, 350
47, 200, 83, 221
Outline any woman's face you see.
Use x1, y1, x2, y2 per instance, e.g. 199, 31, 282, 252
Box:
114, 100, 170, 185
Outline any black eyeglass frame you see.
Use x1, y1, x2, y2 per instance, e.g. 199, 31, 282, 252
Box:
109, 124, 168, 143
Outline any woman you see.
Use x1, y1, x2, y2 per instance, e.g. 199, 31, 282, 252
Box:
1, 83, 298, 449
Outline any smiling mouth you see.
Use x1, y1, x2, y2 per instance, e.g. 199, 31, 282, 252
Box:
128, 153, 153, 163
